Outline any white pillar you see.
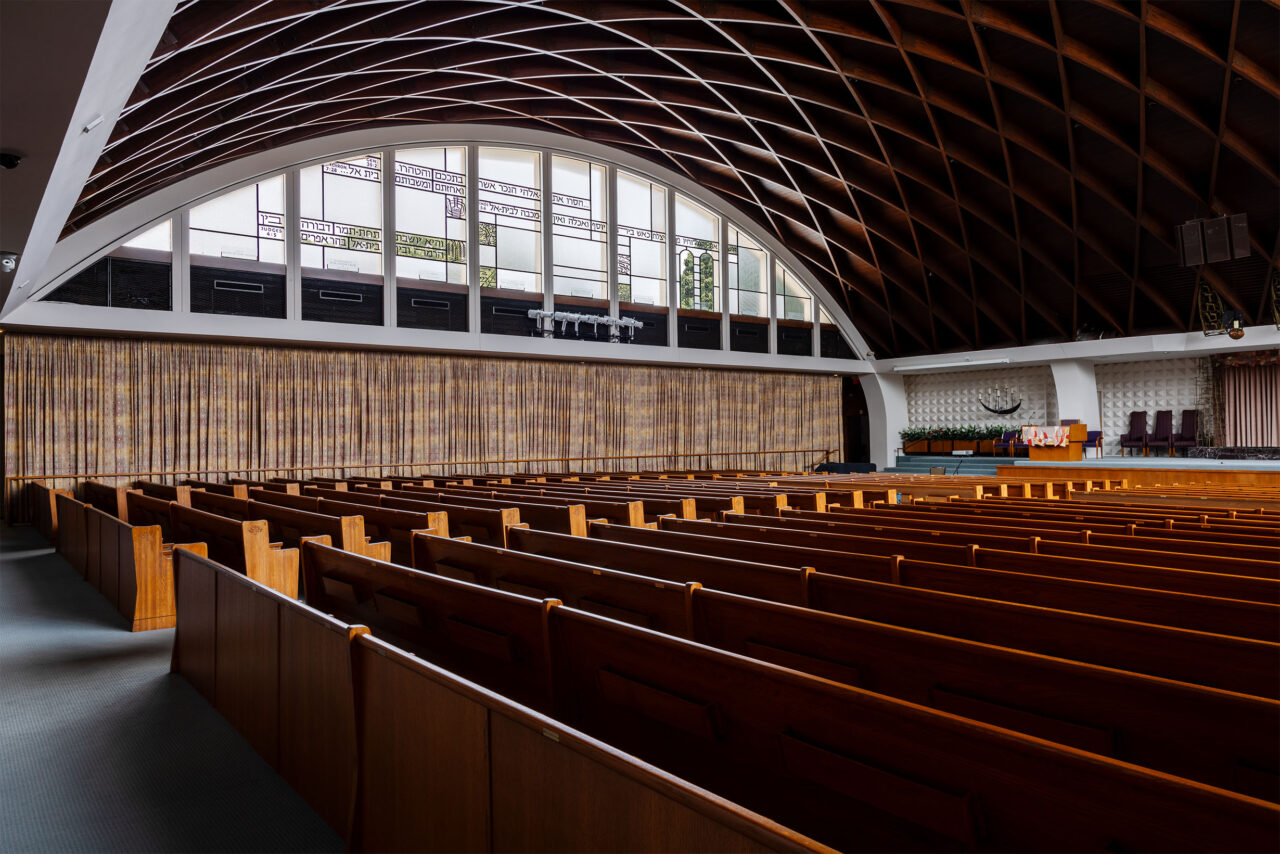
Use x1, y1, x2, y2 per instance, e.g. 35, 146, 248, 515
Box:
1049, 360, 1100, 431
863, 371, 909, 472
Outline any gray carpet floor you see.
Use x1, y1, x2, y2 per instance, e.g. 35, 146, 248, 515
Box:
0, 525, 342, 853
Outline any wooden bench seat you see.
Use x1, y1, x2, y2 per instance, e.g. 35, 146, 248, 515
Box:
169, 503, 299, 596
427, 529, 1280, 800
548, 607, 1279, 853
125, 491, 176, 540
81, 480, 134, 521
303, 485, 522, 546
30, 482, 72, 544
661, 517, 1279, 640
427, 484, 648, 527
83, 505, 206, 631
827, 504, 1280, 551
248, 488, 448, 565
300, 541, 557, 711
363, 486, 589, 536
229, 477, 300, 495
412, 534, 696, 637
131, 480, 196, 505
181, 479, 249, 499
587, 521, 1280, 698
759, 510, 1280, 588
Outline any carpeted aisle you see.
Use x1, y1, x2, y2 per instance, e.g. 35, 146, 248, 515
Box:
0, 525, 342, 853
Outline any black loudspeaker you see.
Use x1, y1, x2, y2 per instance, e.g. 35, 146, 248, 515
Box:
1178, 221, 1204, 267
1230, 213, 1251, 259
1203, 217, 1231, 264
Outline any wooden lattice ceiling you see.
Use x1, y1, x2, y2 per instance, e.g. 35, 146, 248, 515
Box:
69, 0, 1279, 357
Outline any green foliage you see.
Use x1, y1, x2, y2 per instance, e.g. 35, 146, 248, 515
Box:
679, 252, 695, 308
902, 425, 1013, 442
699, 252, 715, 309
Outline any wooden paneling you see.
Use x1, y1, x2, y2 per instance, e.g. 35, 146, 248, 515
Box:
172, 549, 217, 702
277, 606, 363, 838
214, 570, 280, 766
489, 712, 788, 853
353, 638, 492, 853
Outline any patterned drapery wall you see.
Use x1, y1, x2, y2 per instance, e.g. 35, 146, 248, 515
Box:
1222, 364, 1280, 447
3, 334, 840, 513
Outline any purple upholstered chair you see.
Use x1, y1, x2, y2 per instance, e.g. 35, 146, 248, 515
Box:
1172, 410, 1199, 456
1085, 429, 1103, 459
1147, 410, 1174, 457
993, 429, 1019, 456
1119, 411, 1147, 456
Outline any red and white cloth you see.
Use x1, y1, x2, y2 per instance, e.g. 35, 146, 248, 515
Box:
1021, 425, 1069, 447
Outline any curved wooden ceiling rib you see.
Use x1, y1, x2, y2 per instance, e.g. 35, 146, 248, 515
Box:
65, 0, 1278, 357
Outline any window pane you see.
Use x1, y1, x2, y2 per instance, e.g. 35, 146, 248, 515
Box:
300, 154, 384, 325
616, 170, 667, 306
300, 154, 383, 275
190, 176, 284, 265
728, 225, 766, 316
395, 147, 467, 285
478, 147, 542, 292
775, 262, 813, 321
675, 194, 719, 311
120, 220, 173, 254
552, 155, 607, 299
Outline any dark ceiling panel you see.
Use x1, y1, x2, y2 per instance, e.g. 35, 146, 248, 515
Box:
63, 0, 1279, 356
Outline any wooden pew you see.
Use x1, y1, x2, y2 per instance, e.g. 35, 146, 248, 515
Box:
125, 491, 175, 540
826, 504, 1280, 553
303, 485, 522, 547
169, 503, 299, 597
660, 517, 1280, 641
131, 480, 197, 506
229, 477, 300, 495
85, 505, 207, 631
30, 482, 72, 544
352, 633, 828, 853
300, 541, 557, 712
170, 549, 368, 839
587, 522, 1280, 699
355, 485, 588, 537
55, 492, 88, 576
182, 479, 249, 499
428, 484, 647, 527
81, 480, 134, 521
244, 498, 391, 561
508, 527, 812, 606
420, 532, 1280, 801
548, 607, 1280, 853
189, 489, 253, 521
754, 512, 1280, 600
412, 534, 696, 637
247, 487, 448, 565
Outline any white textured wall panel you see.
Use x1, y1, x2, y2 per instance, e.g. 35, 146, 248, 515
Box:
1095, 358, 1207, 455
905, 366, 1055, 431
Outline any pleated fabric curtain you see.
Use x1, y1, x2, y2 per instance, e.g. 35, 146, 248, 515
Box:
1221, 364, 1280, 447
4, 333, 841, 510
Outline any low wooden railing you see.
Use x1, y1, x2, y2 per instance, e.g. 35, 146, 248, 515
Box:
2, 448, 837, 524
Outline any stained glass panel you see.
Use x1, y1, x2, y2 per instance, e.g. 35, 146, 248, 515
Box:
552, 155, 607, 299
299, 153, 384, 275
616, 170, 666, 305
395, 147, 467, 285
189, 176, 284, 265
675, 194, 719, 311
478, 147, 541, 292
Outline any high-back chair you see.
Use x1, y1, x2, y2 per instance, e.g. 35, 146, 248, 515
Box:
1085, 429, 1103, 459
1119, 411, 1147, 456
1147, 410, 1174, 457
1173, 410, 1199, 456
993, 430, 1018, 456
